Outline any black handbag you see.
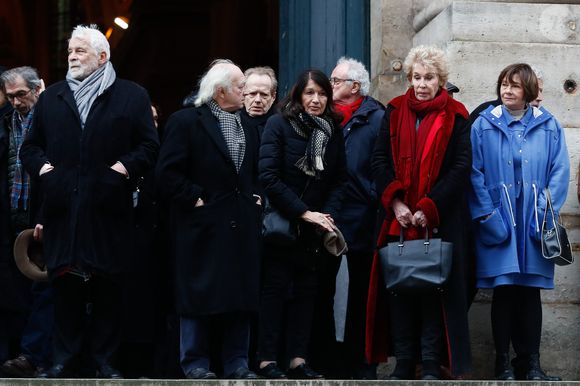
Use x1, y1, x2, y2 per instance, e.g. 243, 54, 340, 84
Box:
541, 188, 573, 266
379, 228, 453, 293
262, 203, 299, 246
262, 179, 311, 246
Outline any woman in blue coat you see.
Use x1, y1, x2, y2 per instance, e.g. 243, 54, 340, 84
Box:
469, 63, 569, 381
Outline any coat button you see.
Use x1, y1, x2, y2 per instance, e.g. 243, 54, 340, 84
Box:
230, 220, 237, 228
73, 188, 78, 193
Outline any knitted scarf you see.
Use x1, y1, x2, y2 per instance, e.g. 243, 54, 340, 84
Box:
66, 61, 116, 128
387, 88, 464, 236
208, 99, 245, 173
334, 96, 363, 127
288, 112, 333, 178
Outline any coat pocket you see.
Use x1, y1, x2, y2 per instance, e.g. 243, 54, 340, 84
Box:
94, 167, 131, 212
40, 168, 71, 217
478, 209, 510, 246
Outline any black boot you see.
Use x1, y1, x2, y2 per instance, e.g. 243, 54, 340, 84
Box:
421, 359, 440, 380
495, 353, 515, 380
525, 353, 561, 381
389, 359, 415, 380
511, 354, 527, 380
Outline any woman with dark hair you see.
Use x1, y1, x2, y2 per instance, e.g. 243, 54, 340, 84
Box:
366, 45, 472, 380
256, 69, 346, 379
469, 63, 569, 381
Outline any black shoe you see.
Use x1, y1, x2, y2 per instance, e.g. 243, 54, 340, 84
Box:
186, 367, 217, 379
352, 363, 378, 380
421, 359, 440, 380
390, 358, 415, 380
525, 353, 561, 381
495, 353, 515, 380
96, 364, 123, 379
229, 366, 258, 379
287, 363, 324, 379
511, 355, 527, 380
1, 354, 39, 378
257, 363, 287, 379
37, 364, 67, 379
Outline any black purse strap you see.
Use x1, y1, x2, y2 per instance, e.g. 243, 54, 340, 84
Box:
541, 187, 562, 258
398, 227, 430, 254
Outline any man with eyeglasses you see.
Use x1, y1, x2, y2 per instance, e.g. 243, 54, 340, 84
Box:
0, 66, 48, 377
314, 57, 386, 379
241, 66, 277, 139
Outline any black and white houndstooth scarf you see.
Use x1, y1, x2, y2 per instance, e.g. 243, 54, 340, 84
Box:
208, 99, 245, 172
289, 112, 333, 177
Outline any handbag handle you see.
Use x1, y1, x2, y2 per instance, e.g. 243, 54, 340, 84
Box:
541, 188, 562, 257
398, 227, 430, 255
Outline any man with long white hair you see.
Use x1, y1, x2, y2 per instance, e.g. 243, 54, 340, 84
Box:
20, 25, 159, 379
156, 60, 261, 379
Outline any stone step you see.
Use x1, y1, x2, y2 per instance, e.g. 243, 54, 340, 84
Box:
1, 380, 579, 386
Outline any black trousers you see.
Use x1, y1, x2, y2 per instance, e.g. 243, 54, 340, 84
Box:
491, 285, 542, 355
52, 273, 122, 369
257, 245, 318, 363
389, 291, 443, 362
343, 251, 374, 366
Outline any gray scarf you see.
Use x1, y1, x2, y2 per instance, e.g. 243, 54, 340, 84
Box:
66, 61, 116, 128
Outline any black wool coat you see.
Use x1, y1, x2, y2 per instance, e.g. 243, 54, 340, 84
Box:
155, 104, 262, 317
19, 79, 159, 279
259, 113, 347, 236
0, 109, 33, 312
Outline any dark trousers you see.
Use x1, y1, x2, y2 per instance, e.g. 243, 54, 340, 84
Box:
52, 273, 122, 369
179, 312, 251, 377
21, 283, 54, 368
309, 251, 341, 376
343, 251, 374, 366
389, 291, 443, 362
257, 247, 318, 363
492, 285, 542, 355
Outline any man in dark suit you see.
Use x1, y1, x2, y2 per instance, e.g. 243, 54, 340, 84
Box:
156, 59, 262, 380
20, 25, 159, 379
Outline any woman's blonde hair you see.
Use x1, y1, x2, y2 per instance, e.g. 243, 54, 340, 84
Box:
403, 45, 449, 86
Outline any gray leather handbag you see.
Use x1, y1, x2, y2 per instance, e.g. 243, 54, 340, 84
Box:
379, 228, 453, 293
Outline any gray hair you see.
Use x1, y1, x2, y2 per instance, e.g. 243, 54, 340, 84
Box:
244, 66, 278, 94
194, 59, 237, 107
336, 57, 370, 95
0, 66, 41, 93
403, 45, 449, 86
530, 65, 544, 81
71, 24, 110, 60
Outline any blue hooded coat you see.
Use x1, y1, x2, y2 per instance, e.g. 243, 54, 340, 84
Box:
469, 104, 569, 288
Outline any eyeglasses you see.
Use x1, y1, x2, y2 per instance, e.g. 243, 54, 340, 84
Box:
329, 77, 354, 86
5, 89, 33, 102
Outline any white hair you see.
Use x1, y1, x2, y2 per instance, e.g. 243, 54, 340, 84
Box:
336, 57, 370, 96
194, 59, 236, 107
71, 24, 110, 60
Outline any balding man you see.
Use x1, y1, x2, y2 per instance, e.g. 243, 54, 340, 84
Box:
20, 25, 159, 378
156, 59, 261, 380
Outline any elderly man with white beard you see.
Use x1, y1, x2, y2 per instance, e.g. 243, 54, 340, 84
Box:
20, 25, 159, 379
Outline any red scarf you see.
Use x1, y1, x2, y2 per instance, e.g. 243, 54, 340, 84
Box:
387, 88, 465, 237
335, 97, 363, 127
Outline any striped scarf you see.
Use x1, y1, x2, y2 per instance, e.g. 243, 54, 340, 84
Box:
288, 112, 333, 178
10, 109, 33, 210
66, 61, 116, 128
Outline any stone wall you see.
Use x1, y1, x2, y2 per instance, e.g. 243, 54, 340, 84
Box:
370, 0, 580, 380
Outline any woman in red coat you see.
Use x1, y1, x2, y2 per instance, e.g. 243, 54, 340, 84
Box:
366, 45, 473, 379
